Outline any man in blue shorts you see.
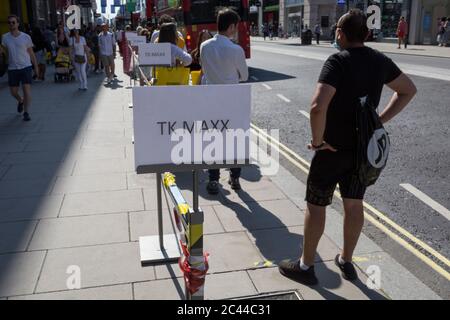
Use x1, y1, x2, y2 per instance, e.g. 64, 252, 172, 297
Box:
1, 15, 39, 121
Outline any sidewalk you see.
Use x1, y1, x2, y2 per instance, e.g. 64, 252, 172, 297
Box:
251, 36, 450, 59
0, 59, 440, 300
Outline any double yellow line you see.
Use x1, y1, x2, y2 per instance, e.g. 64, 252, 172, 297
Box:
251, 123, 450, 281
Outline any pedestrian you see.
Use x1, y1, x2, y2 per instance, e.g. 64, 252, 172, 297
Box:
98, 23, 116, 84
56, 22, 68, 48
31, 27, 47, 81
263, 23, 268, 41
278, 9, 416, 285
437, 17, 447, 46
314, 23, 321, 44
1, 15, 39, 121
151, 14, 186, 50
396, 16, 408, 49
190, 30, 213, 72
157, 23, 192, 67
69, 29, 89, 91
444, 17, 450, 46
330, 23, 337, 44
200, 8, 248, 194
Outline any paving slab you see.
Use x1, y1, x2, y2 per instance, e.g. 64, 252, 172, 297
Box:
213, 199, 304, 232
142, 188, 170, 211
248, 262, 387, 300
0, 178, 55, 199
51, 173, 127, 194
24, 139, 82, 152
1, 150, 67, 165
246, 226, 339, 265
220, 178, 287, 204
59, 189, 144, 217
127, 173, 157, 189
72, 158, 134, 176
204, 232, 263, 274
0, 195, 64, 222
133, 278, 185, 300
1, 162, 75, 181
354, 252, 441, 300
0, 220, 38, 253
0, 251, 46, 297
9, 284, 133, 300
134, 271, 257, 300
65, 146, 126, 162
36, 242, 155, 293
0, 140, 27, 152
0, 166, 10, 179
28, 213, 129, 250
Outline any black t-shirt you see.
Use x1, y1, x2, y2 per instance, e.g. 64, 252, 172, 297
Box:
318, 46, 402, 150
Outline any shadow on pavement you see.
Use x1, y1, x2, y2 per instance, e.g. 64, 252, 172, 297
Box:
0, 66, 109, 297
167, 165, 387, 300
248, 67, 296, 83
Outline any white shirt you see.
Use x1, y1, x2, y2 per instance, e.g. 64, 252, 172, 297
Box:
200, 34, 248, 85
98, 31, 115, 56
169, 43, 192, 66
69, 36, 86, 57
1, 32, 33, 70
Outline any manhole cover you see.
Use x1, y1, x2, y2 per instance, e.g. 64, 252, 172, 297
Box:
232, 291, 302, 300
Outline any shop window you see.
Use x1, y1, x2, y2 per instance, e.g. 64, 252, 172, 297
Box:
321, 16, 329, 28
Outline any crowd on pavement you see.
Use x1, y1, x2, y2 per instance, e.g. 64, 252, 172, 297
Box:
0, 8, 419, 290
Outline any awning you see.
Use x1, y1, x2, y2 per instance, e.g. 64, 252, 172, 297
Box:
264, 5, 279, 13
288, 12, 302, 18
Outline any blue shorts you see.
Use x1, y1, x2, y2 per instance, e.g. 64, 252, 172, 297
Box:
8, 66, 33, 87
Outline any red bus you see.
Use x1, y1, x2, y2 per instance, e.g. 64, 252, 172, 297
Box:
150, 0, 251, 58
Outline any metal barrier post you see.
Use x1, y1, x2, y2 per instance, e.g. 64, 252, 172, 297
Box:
162, 172, 207, 300
139, 172, 180, 265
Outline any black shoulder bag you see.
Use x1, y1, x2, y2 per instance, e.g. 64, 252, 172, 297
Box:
354, 60, 390, 187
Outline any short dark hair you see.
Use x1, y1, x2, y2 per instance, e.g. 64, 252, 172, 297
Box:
8, 14, 20, 23
217, 9, 240, 32
158, 23, 177, 45
159, 14, 174, 26
337, 9, 368, 43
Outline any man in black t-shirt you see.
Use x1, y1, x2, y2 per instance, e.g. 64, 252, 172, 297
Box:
279, 9, 417, 285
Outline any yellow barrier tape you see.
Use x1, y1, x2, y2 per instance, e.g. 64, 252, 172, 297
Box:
188, 224, 203, 248
163, 172, 176, 188
177, 203, 190, 215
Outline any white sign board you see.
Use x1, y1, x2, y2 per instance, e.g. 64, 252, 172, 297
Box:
133, 85, 251, 172
128, 36, 147, 46
138, 43, 172, 66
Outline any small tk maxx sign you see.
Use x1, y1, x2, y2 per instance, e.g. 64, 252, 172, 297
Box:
138, 43, 172, 66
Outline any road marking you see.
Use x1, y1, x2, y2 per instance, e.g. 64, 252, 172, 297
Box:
252, 44, 450, 82
277, 94, 291, 103
400, 183, 450, 220
250, 123, 450, 280
262, 83, 272, 90
250, 76, 259, 81
299, 110, 310, 119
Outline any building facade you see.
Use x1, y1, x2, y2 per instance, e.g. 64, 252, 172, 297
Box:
276, 0, 450, 44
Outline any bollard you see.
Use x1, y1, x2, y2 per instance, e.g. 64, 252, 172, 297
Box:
162, 172, 208, 300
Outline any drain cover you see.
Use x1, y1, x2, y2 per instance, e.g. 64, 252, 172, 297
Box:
232, 291, 302, 300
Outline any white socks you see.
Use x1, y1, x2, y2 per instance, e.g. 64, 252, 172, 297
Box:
299, 258, 311, 271
338, 254, 346, 265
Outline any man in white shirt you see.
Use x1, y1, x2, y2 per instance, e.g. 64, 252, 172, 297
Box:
98, 23, 116, 84
200, 9, 249, 194
1, 15, 38, 121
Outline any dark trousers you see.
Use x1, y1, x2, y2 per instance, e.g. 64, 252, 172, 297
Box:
209, 168, 241, 181
315, 33, 320, 44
